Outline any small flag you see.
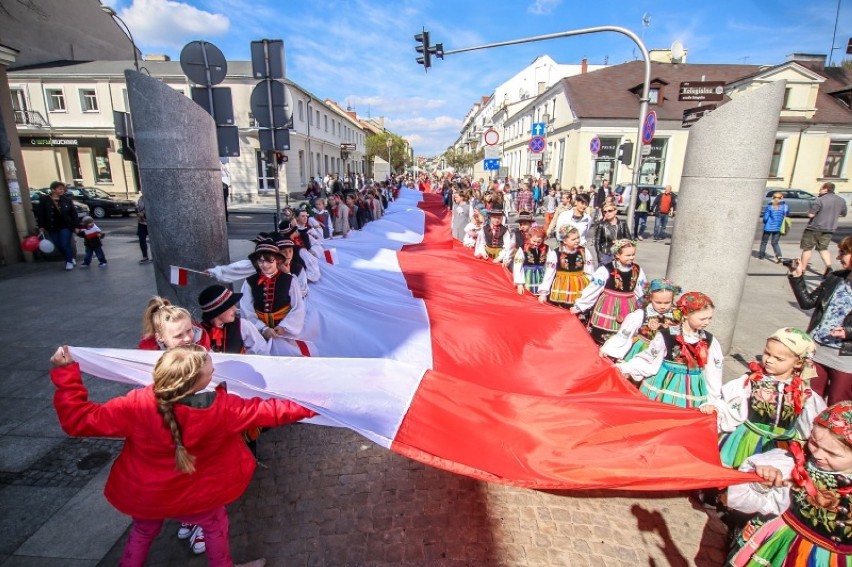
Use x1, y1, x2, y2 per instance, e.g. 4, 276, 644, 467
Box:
324, 248, 338, 265
170, 265, 189, 286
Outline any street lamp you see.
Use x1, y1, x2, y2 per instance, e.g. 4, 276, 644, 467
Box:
386, 138, 393, 176
101, 6, 140, 72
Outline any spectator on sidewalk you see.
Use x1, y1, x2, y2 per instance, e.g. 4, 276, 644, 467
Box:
758, 191, 789, 262
77, 216, 107, 268
633, 187, 651, 240
554, 193, 592, 246
514, 181, 534, 215
798, 182, 847, 277
651, 185, 677, 241
36, 181, 80, 271
136, 191, 151, 263
593, 205, 632, 266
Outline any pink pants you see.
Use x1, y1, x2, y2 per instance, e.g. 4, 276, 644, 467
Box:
811, 361, 852, 406
120, 505, 231, 567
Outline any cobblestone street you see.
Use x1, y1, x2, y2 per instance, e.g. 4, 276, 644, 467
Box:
101, 425, 728, 566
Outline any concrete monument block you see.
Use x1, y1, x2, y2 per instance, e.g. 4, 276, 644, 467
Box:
667, 80, 786, 353
125, 71, 229, 318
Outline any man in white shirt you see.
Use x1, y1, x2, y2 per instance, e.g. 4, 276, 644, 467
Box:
554, 193, 593, 245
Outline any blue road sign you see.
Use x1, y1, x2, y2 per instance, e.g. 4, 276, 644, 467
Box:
531, 122, 546, 136
483, 158, 501, 170
590, 136, 601, 156
642, 111, 657, 145
529, 135, 546, 154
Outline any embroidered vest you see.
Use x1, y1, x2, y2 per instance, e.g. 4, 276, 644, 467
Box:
202, 318, 245, 354
486, 225, 508, 248
523, 245, 547, 267
556, 248, 586, 273
603, 262, 640, 292
660, 327, 714, 365
247, 272, 293, 328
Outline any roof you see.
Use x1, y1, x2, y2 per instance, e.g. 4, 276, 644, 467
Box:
562, 60, 852, 125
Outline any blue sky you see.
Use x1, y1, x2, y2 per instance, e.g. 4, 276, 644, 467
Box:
110, 0, 850, 157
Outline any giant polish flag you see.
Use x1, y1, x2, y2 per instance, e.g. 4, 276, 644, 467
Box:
70, 190, 755, 490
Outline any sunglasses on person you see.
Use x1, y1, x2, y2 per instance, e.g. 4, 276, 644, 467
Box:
603, 208, 616, 213
256, 255, 279, 264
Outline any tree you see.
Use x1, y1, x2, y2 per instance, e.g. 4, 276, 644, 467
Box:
366, 133, 407, 173
442, 147, 484, 174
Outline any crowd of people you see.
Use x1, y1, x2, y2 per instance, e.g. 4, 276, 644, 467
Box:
45, 171, 852, 565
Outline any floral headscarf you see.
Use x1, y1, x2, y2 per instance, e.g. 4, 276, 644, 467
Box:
610, 239, 635, 255
557, 224, 580, 240
814, 402, 852, 446
676, 291, 714, 315
643, 278, 681, 297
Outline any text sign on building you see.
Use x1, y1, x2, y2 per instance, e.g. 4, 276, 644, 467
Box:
20, 136, 109, 149
681, 104, 717, 128
341, 143, 356, 151
530, 122, 546, 136
678, 81, 725, 102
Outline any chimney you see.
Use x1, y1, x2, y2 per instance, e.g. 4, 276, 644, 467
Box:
145, 54, 171, 61
786, 53, 826, 71
581, 57, 588, 74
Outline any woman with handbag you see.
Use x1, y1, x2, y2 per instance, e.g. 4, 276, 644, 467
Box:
788, 236, 852, 404
758, 192, 789, 262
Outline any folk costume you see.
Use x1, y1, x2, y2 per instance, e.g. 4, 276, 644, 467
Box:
617, 292, 723, 410
727, 402, 852, 566
239, 239, 308, 357
473, 208, 512, 262
574, 240, 647, 345
504, 210, 535, 267
716, 328, 826, 469
538, 239, 595, 307
513, 241, 550, 296
198, 285, 268, 356
600, 278, 681, 361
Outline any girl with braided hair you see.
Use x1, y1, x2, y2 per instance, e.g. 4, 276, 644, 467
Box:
49, 344, 316, 567
726, 401, 852, 565
714, 328, 826, 469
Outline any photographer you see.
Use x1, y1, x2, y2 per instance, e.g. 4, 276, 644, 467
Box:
787, 236, 852, 404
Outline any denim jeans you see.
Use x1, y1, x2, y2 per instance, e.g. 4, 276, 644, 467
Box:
758, 231, 782, 258
83, 247, 106, 265
653, 214, 670, 239
633, 212, 648, 238
49, 228, 74, 263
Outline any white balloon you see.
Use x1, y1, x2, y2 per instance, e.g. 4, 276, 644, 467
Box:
39, 238, 55, 254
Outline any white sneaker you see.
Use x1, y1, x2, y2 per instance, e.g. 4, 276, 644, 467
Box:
177, 522, 194, 540
65, 262, 74, 270
189, 526, 206, 554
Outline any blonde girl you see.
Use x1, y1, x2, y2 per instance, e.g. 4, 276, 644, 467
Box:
138, 296, 210, 351
50, 344, 315, 567
538, 224, 594, 308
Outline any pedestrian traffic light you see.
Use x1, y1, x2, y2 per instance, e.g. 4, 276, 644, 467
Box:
415, 30, 431, 69
618, 142, 633, 166
275, 152, 287, 165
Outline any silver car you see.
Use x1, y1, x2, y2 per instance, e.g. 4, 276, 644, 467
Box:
762, 188, 816, 217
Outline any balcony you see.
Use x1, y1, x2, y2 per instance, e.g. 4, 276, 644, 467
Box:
14, 110, 48, 128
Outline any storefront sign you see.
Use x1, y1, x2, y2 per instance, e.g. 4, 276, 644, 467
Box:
19, 136, 109, 149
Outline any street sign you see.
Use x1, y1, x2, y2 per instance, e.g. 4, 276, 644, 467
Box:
642, 111, 656, 145
529, 135, 546, 154
589, 136, 601, 156
641, 144, 652, 157
483, 146, 500, 159
678, 81, 725, 102
483, 128, 500, 146
681, 104, 717, 128
531, 122, 546, 136
483, 158, 501, 170
341, 143, 356, 151
250, 81, 293, 129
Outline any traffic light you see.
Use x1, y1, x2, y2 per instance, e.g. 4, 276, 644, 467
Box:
618, 142, 633, 166
275, 152, 287, 165
415, 30, 431, 69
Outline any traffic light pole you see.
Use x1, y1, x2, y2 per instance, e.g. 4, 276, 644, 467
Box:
435, 26, 650, 227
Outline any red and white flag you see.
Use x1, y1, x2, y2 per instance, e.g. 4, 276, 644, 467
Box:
169, 265, 189, 286
323, 248, 338, 265
70, 190, 755, 491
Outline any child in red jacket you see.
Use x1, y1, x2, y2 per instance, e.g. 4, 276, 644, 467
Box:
50, 344, 317, 567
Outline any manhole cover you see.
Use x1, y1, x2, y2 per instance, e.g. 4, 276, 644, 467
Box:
77, 451, 112, 470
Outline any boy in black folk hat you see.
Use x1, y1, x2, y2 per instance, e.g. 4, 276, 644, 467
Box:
198, 284, 269, 355
474, 207, 512, 264
503, 210, 536, 268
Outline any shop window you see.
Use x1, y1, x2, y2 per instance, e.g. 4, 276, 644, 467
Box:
824, 141, 849, 179
46, 88, 66, 112
639, 138, 668, 185
769, 140, 784, 177
68, 147, 84, 182
80, 89, 99, 112
93, 147, 113, 183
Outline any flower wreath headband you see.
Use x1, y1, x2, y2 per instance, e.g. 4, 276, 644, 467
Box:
610, 239, 636, 255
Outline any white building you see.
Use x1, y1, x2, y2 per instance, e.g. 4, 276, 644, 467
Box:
8, 59, 369, 201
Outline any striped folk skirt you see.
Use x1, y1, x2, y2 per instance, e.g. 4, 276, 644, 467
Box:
522, 265, 545, 295
639, 360, 707, 409
624, 335, 652, 362
718, 421, 797, 469
484, 245, 502, 260
729, 513, 852, 566
588, 290, 638, 345
548, 270, 589, 307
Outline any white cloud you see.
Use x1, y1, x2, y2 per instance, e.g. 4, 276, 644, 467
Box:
386, 116, 461, 132
528, 0, 561, 15
121, 0, 230, 50
346, 96, 446, 115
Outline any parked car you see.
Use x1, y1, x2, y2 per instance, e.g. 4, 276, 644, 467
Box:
29, 190, 88, 221
59, 186, 136, 219
762, 188, 816, 217
613, 184, 665, 214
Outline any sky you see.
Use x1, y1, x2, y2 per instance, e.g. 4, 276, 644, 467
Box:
110, 0, 851, 158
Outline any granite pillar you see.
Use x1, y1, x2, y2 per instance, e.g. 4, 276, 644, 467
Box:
125, 71, 229, 318
666, 81, 785, 353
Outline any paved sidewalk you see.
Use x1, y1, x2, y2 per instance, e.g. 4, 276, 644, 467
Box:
0, 211, 843, 566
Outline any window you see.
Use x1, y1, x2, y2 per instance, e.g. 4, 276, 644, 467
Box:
68, 147, 83, 181
93, 147, 113, 183
45, 88, 66, 112
256, 150, 277, 190
298, 100, 304, 121
823, 141, 849, 179
324, 115, 328, 131
769, 139, 784, 177
332, 121, 336, 135
316, 110, 320, 125
648, 88, 660, 105
79, 89, 98, 112
783, 88, 793, 110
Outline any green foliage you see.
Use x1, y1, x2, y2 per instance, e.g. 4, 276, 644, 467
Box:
442, 147, 485, 173
366, 133, 409, 172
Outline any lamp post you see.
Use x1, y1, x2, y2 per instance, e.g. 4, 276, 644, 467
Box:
101, 6, 140, 72
386, 137, 393, 178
